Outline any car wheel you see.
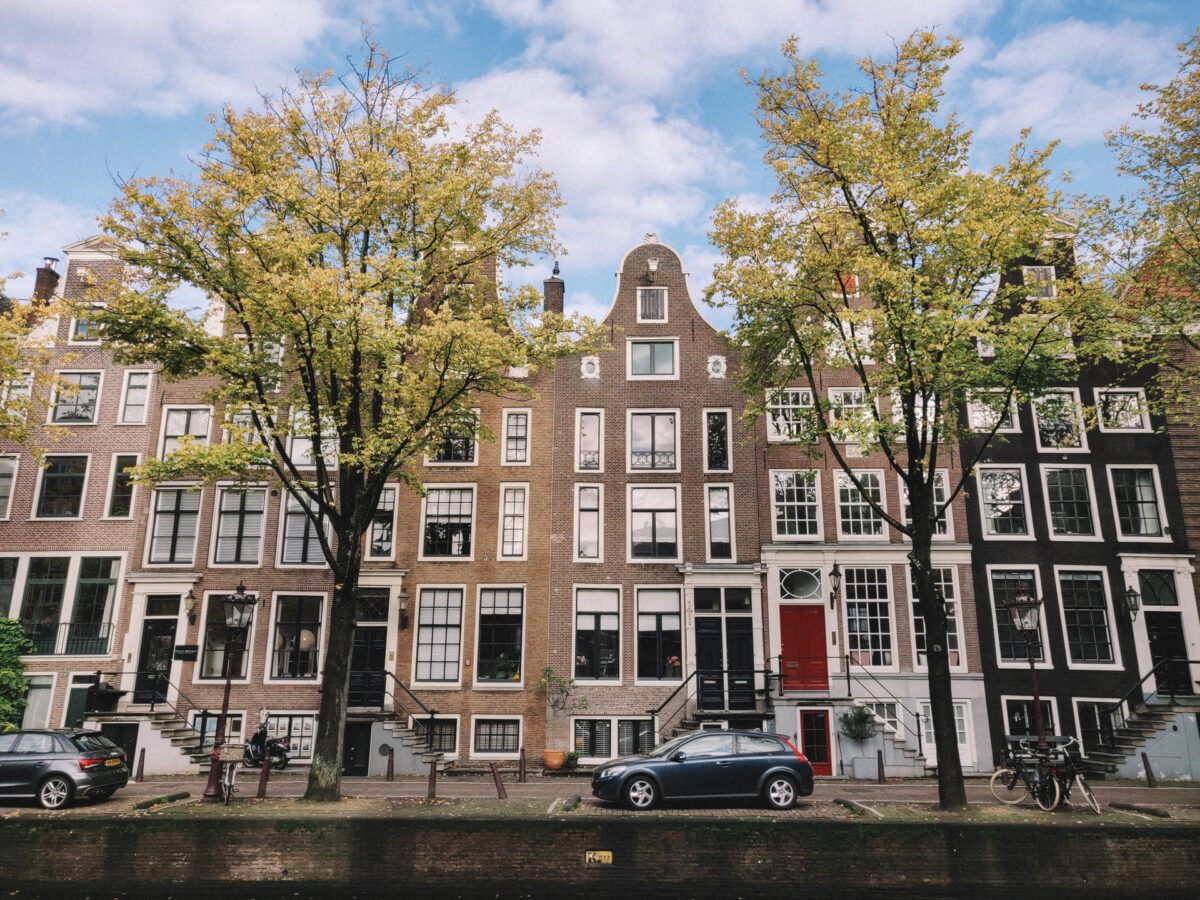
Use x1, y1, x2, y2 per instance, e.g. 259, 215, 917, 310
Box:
38, 776, 74, 810
763, 774, 797, 811
622, 776, 658, 810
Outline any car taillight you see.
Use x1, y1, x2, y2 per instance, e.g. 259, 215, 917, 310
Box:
79, 757, 104, 770
782, 738, 808, 763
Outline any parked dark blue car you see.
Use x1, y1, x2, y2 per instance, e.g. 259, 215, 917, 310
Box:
591, 729, 814, 810
0, 729, 129, 809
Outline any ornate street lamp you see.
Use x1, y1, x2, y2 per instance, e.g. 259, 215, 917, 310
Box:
828, 563, 842, 610
1001, 583, 1048, 755
1119, 586, 1141, 623
202, 582, 258, 801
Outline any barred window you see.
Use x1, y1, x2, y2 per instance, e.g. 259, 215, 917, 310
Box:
149, 488, 200, 563
500, 486, 527, 558
980, 468, 1028, 536
474, 719, 519, 754
990, 570, 1043, 662
844, 567, 892, 666
1059, 571, 1113, 664
836, 471, 884, 537
422, 487, 474, 557
772, 470, 820, 538
1111, 468, 1163, 537
504, 412, 529, 464
1044, 468, 1095, 537
416, 588, 463, 682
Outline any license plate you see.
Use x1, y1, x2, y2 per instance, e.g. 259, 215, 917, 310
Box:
105, 758, 122, 767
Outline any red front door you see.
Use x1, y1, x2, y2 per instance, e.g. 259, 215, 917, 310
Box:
780, 605, 828, 690
799, 709, 833, 776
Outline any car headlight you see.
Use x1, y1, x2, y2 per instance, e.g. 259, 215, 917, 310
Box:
600, 765, 627, 779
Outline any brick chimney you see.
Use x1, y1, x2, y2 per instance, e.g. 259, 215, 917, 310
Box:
33, 257, 60, 303
543, 260, 564, 315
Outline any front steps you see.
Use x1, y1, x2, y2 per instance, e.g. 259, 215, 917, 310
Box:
1086, 695, 1200, 778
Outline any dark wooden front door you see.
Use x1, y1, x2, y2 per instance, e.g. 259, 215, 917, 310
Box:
696, 617, 755, 711
349, 626, 388, 707
799, 709, 833, 776
342, 722, 371, 776
134, 618, 177, 703
99, 723, 139, 768
780, 605, 828, 690
1147, 611, 1193, 696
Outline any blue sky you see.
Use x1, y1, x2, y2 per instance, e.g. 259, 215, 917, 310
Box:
0, 1, 1196, 326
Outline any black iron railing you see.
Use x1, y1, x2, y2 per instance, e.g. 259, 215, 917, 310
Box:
21, 621, 114, 656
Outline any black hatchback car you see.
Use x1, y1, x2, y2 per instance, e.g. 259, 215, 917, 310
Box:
0, 729, 129, 809
591, 729, 814, 810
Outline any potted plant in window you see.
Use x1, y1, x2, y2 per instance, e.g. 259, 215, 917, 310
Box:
536, 666, 587, 770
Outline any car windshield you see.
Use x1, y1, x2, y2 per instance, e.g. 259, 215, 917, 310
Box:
70, 733, 117, 752
644, 734, 695, 758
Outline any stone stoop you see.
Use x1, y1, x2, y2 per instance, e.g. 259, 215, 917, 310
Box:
86, 710, 210, 773
1086, 696, 1200, 774
379, 718, 447, 774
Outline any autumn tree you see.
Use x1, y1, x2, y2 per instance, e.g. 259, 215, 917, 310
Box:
100, 46, 588, 801
709, 32, 1120, 809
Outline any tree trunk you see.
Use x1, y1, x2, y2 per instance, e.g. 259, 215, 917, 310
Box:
303, 554, 361, 802
909, 511, 968, 810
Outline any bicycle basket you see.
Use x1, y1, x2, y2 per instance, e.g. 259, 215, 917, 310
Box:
217, 742, 246, 762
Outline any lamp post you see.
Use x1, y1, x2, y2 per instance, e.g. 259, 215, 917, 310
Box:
1002, 584, 1049, 755
202, 582, 258, 801
828, 563, 842, 610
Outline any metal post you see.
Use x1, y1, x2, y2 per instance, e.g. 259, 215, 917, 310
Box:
256, 755, 271, 799
202, 630, 237, 801
518, 747, 526, 783
386, 746, 395, 782
876, 749, 886, 785
1142, 752, 1157, 788
135, 748, 146, 783
427, 758, 437, 799
489, 761, 508, 800
845, 654, 851, 696
1026, 637, 1049, 754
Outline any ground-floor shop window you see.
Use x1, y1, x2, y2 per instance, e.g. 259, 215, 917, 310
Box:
266, 713, 315, 761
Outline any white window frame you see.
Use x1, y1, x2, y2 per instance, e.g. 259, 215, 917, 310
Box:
1053, 565, 1123, 671
569, 715, 655, 763
986, 564, 1053, 670
702, 407, 733, 473
192, 589, 261, 685
918, 698, 974, 767
501, 408, 532, 467
899, 469, 953, 541
575, 408, 605, 474
48, 370, 103, 426
473, 584, 526, 690
424, 408, 480, 467
703, 483, 737, 563
573, 584, 622, 683
263, 591, 328, 686
6, 553, 128, 657
976, 464, 1033, 542
1032, 389, 1088, 453
417, 483, 477, 562
158, 405, 213, 457
144, 484, 203, 566
101, 452, 140, 521
1022, 265, 1057, 300
636, 286, 668, 323
625, 408, 681, 474
67, 303, 106, 345
190, 709, 246, 747
32, 453, 92, 521
409, 584, 466, 689
275, 490, 329, 569
1106, 465, 1170, 542
116, 370, 153, 426
364, 485, 398, 562
827, 386, 870, 441
626, 483, 682, 564
408, 713, 460, 756
966, 389, 1020, 434
1096, 387, 1151, 433
1000, 694, 1062, 739
209, 484, 269, 568
765, 388, 815, 443
20, 673, 57, 729
0, 454, 19, 521
834, 469, 887, 541
769, 469, 823, 542
907, 566, 966, 673
574, 483, 604, 563
633, 585, 684, 686
625, 337, 679, 381
1071, 697, 1125, 758
1039, 464, 1103, 543
468, 714, 523, 760
842, 565, 898, 673
497, 482, 530, 561
287, 407, 339, 469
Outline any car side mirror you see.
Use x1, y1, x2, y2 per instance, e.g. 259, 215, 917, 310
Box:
671, 751, 687, 762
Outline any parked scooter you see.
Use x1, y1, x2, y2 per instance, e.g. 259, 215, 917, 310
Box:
243, 724, 291, 770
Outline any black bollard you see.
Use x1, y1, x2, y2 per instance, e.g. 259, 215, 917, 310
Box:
489, 761, 508, 799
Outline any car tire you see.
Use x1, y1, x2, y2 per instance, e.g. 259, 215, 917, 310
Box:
763, 774, 798, 811
38, 775, 74, 810
622, 776, 658, 810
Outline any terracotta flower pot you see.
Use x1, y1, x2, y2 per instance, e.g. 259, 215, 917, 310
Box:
543, 750, 566, 770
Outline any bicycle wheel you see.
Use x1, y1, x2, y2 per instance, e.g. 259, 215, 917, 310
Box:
989, 768, 1028, 805
1035, 771, 1061, 811
223, 764, 235, 806
1075, 773, 1100, 814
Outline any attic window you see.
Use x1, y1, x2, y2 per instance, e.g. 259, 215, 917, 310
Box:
1022, 266, 1056, 299
638, 288, 667, 323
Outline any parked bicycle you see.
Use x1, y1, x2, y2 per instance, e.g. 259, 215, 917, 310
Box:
1047, 736, 1101, 814
989, 736, 1100, 814
215, 741, 245, 805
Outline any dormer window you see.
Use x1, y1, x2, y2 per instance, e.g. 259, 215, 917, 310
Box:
1022, 266, 1056, 299
637, 287, 667, 323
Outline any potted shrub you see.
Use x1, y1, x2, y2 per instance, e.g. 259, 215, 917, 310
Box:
839, 705, 877, 743
536, 666, 587, 769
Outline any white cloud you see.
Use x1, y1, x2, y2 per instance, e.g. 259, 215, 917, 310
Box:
0, 0, 346, 127
0, 192, 98, 298
480, 0, 995, 98
966, 19, 1178, 145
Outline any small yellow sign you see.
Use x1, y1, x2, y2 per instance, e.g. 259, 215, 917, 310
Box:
584, 850, 613, 866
